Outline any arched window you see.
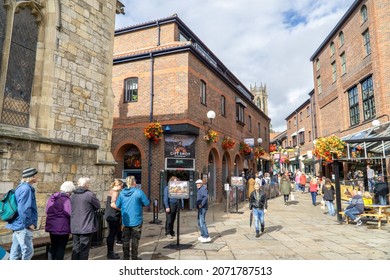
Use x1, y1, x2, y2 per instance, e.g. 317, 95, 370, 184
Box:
330, 41, 335, 56
0, 1, 43, 127
339, 31, 344, 46
361, 5, 368, 23
124, 145, 142, 169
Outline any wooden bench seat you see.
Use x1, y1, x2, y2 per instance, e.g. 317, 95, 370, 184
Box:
339, 211, 388, 228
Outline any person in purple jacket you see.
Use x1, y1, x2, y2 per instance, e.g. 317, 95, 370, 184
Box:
45, 181, 76, 260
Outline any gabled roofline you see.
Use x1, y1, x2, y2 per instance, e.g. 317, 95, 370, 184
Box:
285, 96, 311, 120
310, 0, 361, 61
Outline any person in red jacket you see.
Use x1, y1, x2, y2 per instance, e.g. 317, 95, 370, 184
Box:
309, 177, 319, 206
299, 172, 307, 193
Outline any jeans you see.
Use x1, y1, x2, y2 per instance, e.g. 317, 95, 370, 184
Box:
165, 201, 178, 236
9, 228, 34, 260
344, 207, 361, 221
368, 179, 375, 192
253, 208, 265, 232
310, 192, 317, 205
378, 195, 387, 206
197, 207, 209, 238
326, 200, 335, 216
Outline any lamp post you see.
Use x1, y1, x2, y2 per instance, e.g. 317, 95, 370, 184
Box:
257, 138, 263, 173
207, 110, 216, 125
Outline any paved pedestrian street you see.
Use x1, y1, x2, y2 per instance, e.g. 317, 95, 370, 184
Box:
63, 190, 389, 261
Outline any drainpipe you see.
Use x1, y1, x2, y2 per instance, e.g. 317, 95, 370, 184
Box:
147, 53, 155, 204
156, 21, 161, 46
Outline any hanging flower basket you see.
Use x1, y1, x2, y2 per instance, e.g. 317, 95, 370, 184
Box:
313, 135, 346, 163
254, 147, 265, 159
221, 136, 235, 150
239, 142, 252, 155
144, 122, 163, 144
204, 129, 218, 143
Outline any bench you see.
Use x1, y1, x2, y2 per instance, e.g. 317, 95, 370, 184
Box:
339, 211, 388, 228
2, 235, 52, 257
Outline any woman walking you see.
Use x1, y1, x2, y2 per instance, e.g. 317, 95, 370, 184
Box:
280, 173, 291, 205
321, 178, 335, 215
309, 177, 319, 206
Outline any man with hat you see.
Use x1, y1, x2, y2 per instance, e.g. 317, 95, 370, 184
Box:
6, 167, 38, 260
196, 179, 211, 243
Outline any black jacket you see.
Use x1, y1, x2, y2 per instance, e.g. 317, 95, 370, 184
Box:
373, 182, 389, 196
249, 190, 267, 210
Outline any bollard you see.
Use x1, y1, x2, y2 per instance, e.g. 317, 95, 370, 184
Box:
149, 198, 161, 224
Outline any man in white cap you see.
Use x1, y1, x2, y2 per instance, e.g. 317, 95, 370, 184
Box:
6, 167, 38, 260
196, 179, 211, 243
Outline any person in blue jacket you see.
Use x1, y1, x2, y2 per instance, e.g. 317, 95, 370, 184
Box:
116, 176, 150, 260
196, 179, 211, 243
163, 176, 179, 238
6, 167, 38, 260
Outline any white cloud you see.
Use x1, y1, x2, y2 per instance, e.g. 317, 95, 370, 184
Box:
115, 0, 355, 131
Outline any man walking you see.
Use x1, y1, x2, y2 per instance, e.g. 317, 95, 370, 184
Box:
196, 179, 211, 243
116, 176, 150, 260
249, 182, 268, 237
6, 167, 38, 260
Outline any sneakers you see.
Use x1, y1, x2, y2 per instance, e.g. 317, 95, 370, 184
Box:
200, 237, 211, 243
356, 220, 363, 226
197, 236, 203, 241
353, 217, 361, 223
255, 232, 260, 238
115, 241, 123, 246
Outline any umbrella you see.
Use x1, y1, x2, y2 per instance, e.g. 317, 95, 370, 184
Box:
249, 211, 253, 227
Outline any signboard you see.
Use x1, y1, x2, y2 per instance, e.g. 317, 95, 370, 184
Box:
165, 135, 196, 158
231, 176, 244, 187
168, 180, 189, 199
244, 138, 255, 147
165, 158, 195, 170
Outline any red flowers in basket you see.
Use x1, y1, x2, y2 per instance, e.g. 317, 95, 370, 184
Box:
221, 136, 235, 150
144, 122, 163, 144
239, 142, 252, 155
254, 147, 265, 159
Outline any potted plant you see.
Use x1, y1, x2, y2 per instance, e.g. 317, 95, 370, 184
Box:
239, 142, 252, 155
313, 135, 346, 163
144, 122, 163, 144
254, 147, 265, 159
204, 129, 218, 143
221, 136, 235, 150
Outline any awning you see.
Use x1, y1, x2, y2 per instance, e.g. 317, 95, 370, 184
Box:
291, 132, 297, 137
298, 127, 305, 133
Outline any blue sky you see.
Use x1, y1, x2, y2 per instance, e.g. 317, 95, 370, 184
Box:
115, 0, 355, 131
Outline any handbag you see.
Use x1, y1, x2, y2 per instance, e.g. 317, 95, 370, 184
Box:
290, 193, 295, 201
320, 198, 325, 209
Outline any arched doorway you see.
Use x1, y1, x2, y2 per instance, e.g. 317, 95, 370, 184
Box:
123, 145, 142, 184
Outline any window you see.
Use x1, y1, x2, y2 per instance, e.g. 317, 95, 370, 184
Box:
0, 3, 40, 127
306, 106, 310, 117
340, 52, 346, 75
124, 78, 138, 102
298, 132, 305, 144
363, 29, 371, 56
361, 5, 368, 23
258, 123, 261, 139
288, 120, 291, 129
200, 80, 206, 105
361, 76, 375, 121
348, 86, 359, 126
317, 76, 322, 94
316, 58, 320, 71
339, 31, 344, 46
221, 95, 226, 116
330, 42, 335, 56
264, 127, 267, 142
299, 112, 303, 121
248, 116, 252, 132
292, 136, 297, 147
331, 61, 337, 82
236, 104, 245, 124
308, 130, 312, 142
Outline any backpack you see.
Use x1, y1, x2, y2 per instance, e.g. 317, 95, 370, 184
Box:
0, 189, 18, 222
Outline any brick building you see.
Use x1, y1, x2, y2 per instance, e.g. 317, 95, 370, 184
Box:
310, 0, 390, 177
112, 15, 270, 206
0, 0, 123, 243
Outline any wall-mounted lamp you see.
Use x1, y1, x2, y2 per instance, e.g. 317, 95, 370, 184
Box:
372, 119, 380, 127
257, 138, 263, 146
206, 110, 216, 124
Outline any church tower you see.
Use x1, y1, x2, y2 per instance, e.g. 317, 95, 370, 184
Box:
250, 83, 268, 116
